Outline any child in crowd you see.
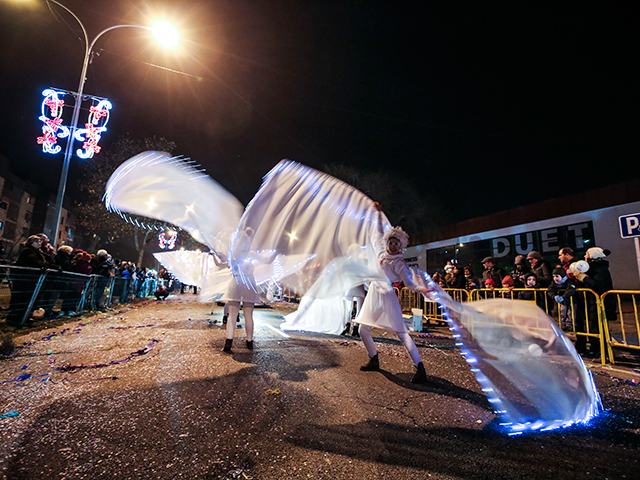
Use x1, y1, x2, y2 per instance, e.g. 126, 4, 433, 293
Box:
517, 272, 546, 311
500, 275, 515, 298
547, 267, 578, 331
483, 278, 496, 299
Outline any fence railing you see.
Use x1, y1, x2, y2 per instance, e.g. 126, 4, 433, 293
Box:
0, 265, 143, 327
4, 265, 638, 365
399, 286, 639, 365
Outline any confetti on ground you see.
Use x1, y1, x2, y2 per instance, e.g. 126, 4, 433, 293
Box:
0, 411, 19, 419
56, 339, 160, 372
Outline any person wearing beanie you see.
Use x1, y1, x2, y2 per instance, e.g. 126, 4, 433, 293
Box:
526, 251, 552, 288
501, 275, 514, 287
547, 266, 578, 332
511, 255, 530, 288
517, 272, 546, 311
577, 247, 614, 357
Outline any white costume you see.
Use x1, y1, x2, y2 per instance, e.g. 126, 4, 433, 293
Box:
356, 224, 424, 367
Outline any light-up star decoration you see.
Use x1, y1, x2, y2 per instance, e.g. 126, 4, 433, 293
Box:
36, 89, 112, 159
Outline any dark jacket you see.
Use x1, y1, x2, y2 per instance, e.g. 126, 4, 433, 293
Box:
531, 260, 552, 288
581, 259, 613, 294
547, 276, 579, 304
449, 272, 466, 289
91, 255, 114, 277
518, 286, 547, 311
482, 266, 507, 288
55, 250, 74, 272
582, 258, 616, 321
510, 265, 530, 288
15, 246, 58, 270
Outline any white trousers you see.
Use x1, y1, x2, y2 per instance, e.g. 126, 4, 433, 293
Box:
226, 301, 254, 341
360, 325, 422, 366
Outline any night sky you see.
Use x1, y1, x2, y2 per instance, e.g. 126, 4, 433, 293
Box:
0, 0, 638, 225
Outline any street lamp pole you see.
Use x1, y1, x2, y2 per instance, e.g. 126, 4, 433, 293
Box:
49, 0, 156, 247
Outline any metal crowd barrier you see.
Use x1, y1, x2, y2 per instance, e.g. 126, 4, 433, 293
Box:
1, 265, 137, 327
600, 291, 640, 364
397, 286, 618, 365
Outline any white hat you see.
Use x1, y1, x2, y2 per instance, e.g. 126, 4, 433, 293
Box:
586, 247, 606, 260
383, 226, 409, 250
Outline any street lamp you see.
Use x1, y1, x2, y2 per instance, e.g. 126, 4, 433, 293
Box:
45, 0, 178, 246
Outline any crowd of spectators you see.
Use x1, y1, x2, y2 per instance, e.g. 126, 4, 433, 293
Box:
432, 247, 612, 294
4, 234, 185, 326
430, 246, 614, 357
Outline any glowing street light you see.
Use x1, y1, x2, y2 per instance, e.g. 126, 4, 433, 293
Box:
152, 21, 179, 49
37, 0, 178, 246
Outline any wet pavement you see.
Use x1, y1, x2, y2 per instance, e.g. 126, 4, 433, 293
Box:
1, 295, 639, 479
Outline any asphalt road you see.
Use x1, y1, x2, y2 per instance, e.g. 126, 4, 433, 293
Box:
1, 295, 639, 479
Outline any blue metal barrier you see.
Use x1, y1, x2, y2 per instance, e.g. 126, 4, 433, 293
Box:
0, 265, 138, 327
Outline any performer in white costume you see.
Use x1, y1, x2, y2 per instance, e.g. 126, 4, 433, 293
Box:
222, 228, 262, 352
106, 155, 602, 435
357, 203, 432, 383
341, 284, 365, 337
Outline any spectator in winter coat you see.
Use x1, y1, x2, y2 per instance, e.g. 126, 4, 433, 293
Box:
511, 255, 530, 288
72, 251, 93, 276
571, 247, 614, 357
558, 247, 578, 272
51, 245, 74, 315
91, 249, 115, 310
449, 265, 466, 289
60, 251, 93, 316
517, 272, 546, 311
481, 257, 507, 288
55, 245, 74, 272
547, 267, 578, 330
526, 251, 552, 288
7, 236, 58, 325
444, 261, 455, 286
463, 266, 481, 290
499, 275, 515, 298
483, 278, 496, 298
14, 236, 56, 269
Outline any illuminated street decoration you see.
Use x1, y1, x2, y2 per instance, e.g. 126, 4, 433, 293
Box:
74, 98, 112, 158
37, 89, 70, 154
36, 89, 111, 159
159, 229, 178, 249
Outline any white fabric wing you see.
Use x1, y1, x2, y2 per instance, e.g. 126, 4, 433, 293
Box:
412, 270, 602, 435
237, 159, 601, 435
104, 151, 244, 251
153, 251, 214, 287
229, 160, 389, 294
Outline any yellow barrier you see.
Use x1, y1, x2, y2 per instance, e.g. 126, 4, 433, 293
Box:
601, 290, 640, 364
472, 288, 606, 364
398, 288, 468, 325
400, 286, 611, 364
